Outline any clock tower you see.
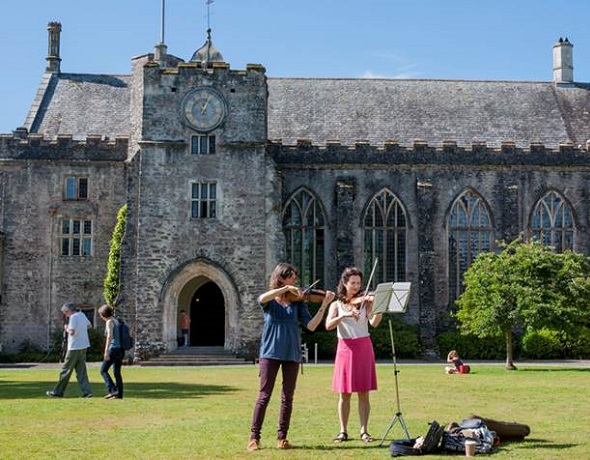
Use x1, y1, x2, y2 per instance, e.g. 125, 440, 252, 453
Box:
123, 28, 277, 355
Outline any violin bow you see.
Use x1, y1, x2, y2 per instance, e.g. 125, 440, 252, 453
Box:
358, 258, 379, 310
302, 279, 321, 294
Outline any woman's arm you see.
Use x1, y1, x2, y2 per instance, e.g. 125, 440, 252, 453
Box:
305, 291, 335, 331
104, 319, 114, 360
258, 285, 301, 304
325, 300, 360, 330
367, 304, 383, 327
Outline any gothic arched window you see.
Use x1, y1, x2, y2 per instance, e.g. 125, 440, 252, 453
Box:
363, 189, 407, 285
283, 189, 326, 287
531, 191, 574, 252
448, 189, 493, 303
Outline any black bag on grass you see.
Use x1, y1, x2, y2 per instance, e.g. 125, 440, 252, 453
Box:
390, 421, 444, 457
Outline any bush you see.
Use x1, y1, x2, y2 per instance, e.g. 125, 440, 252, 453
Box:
521, 328, 563, 359
437, 331, 506, 360
301, 317, 422, 360
521, 327, 590, 360
565, 327, 590, 359
370, 319, 422, 359
301, 326, 337, 359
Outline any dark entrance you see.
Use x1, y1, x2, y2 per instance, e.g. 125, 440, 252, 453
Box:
190, 281, 225, 346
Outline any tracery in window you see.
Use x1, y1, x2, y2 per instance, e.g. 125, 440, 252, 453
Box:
531, 190, 574, 252
363, 189, 407, 285
448, 189, 493, 303
283, 189, 325, 288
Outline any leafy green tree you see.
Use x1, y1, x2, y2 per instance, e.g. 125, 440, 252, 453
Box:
455, 238, 590, 370
103, 204, 127, 309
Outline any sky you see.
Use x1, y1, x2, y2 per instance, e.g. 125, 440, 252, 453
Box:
2, 0, 590, 133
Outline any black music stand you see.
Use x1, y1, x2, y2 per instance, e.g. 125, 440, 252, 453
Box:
371, 282, 412, 445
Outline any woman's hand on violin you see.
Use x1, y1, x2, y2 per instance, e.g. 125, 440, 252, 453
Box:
283, 285, 302, 298
321, 290, 336, 307
349, 293, 375, 306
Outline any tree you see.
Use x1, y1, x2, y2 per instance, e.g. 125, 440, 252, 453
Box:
455, 238, 590, 370
103, 204, 127, 309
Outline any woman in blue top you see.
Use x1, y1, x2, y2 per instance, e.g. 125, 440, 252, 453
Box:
98, 304, 125, 399
247, 263, 335, 451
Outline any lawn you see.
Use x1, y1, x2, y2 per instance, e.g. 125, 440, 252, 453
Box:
0, 361, 588, 459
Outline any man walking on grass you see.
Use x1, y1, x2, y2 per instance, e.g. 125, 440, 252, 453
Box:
46, 302, 93, 398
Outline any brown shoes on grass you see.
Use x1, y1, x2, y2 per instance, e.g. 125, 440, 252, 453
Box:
277, 439, 293, 449
247, 439, 294, 451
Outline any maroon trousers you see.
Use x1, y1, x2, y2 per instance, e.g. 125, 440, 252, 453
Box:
250, 358, 300, 441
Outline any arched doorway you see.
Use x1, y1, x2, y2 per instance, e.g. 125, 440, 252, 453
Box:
190, 281, 225, 346
161, 258, 240, 352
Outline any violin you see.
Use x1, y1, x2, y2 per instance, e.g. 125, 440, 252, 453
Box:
349, 290, 375, 307
285, 288, 329, 304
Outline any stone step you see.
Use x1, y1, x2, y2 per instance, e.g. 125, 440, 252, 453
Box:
140, 346, 251, 366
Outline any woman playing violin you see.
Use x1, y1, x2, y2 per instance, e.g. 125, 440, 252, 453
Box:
325, 266, 383, 444
247, 263, 335, 452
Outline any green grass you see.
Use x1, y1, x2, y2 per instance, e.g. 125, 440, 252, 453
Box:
1, 362, 589, 459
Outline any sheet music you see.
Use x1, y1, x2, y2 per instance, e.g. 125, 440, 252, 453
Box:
371, 282, 411, 314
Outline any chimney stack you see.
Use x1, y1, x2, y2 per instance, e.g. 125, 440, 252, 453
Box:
46, 22, 62, 74
553, 37, 573, 83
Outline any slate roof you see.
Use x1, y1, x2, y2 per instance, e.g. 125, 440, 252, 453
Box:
27, 71, 590, 149
267, 78, 590, 148
28, 73, 131, 140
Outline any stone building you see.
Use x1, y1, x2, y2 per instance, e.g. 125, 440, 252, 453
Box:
1, 23, 589, 359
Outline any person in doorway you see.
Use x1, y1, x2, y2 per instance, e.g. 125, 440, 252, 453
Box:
325, 266, 383, 443
98, 304, 124, 399
247, 263, 335, 451
46, 302, 93, 398
180, 309, 191, 347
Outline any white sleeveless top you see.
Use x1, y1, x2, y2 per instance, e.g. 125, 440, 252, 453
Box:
336, 300, 370, 339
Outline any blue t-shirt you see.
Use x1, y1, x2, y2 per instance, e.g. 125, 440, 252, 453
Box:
258, 299, 312, 362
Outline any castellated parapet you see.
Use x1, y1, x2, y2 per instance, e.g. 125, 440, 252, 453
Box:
0, 133, 129, 161
268, 139, 590, 167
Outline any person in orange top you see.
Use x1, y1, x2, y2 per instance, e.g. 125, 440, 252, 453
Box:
180, 309, 191, 347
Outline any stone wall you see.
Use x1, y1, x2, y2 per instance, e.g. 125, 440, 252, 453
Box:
274, 140, 590, 354
0, 136, 127, 352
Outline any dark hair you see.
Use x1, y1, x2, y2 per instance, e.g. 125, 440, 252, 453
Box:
98, 304, 114, 318
336, 267, 363, 301
269, 263, 298, 289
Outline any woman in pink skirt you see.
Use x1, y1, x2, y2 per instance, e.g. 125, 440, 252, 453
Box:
325, 267, 383, 443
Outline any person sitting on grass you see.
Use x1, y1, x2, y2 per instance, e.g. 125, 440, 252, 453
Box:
445, 349, 464, 374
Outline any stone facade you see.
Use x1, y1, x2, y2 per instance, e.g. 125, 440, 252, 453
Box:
1, 24, 589, 359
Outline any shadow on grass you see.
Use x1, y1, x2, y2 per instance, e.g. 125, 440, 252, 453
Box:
289, 443, 387, 451
517, 438, 578, 450
519, 368, 590, 373
0, 380, 238, 400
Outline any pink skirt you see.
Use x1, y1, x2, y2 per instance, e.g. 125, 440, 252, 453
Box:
332, 336, 377, 393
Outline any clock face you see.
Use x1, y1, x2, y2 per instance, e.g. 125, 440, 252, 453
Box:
182, 88, 227, 132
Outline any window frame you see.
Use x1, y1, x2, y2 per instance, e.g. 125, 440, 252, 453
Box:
362, 188, 408, 285
64, 176, 88, 201
190, 182, 217, 218
60, 218, 93, 257
447, 189, 493, 304
282, 188, 326, 288
191, 134, 216, 155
